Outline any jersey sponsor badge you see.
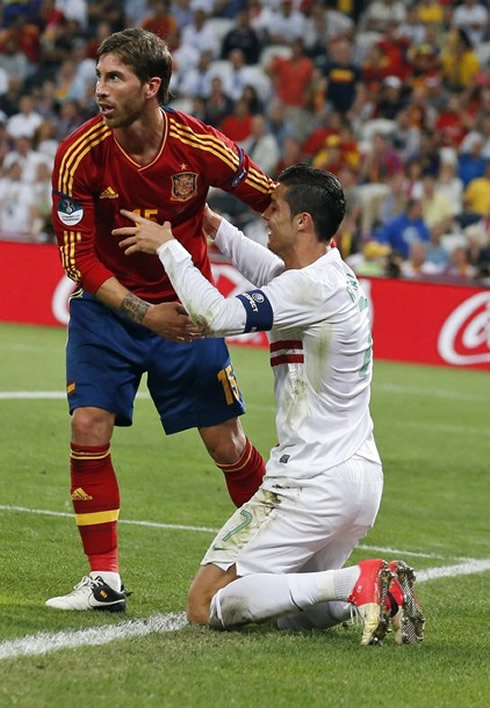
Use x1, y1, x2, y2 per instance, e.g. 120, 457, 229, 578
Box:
171, 171, 198, 201
57, 198, 84, 226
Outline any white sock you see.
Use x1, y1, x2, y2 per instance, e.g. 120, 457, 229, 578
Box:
277, 601, 351, 630
286, 565, 360, 609
90, 570, 121, 592
209, 566, 361, 629
209, 574, 293, 628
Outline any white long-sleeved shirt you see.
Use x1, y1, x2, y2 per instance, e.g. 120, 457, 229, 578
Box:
157, 219, 380, 477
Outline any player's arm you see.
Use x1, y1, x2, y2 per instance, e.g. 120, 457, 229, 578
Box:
114, 213, 327, 336
114, 214, 267, 336
51, 147, 199, 341
204, 204, 284, 287
196, 119, 276, 214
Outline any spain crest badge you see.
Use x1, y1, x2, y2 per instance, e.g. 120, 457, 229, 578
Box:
171, 171, 198, 201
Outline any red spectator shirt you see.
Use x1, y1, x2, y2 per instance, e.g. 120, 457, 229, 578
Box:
52, 109, 274, 303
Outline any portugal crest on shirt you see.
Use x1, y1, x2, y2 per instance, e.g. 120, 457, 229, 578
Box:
171, 171, 198, 201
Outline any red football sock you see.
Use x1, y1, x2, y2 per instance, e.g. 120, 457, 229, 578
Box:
70, 443, 120, 573
216, 439, 266, 507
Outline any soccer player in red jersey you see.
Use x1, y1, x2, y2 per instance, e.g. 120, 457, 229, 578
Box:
47, 28, 275, 612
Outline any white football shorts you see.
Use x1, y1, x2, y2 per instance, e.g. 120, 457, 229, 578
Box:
201, 439, 384, 576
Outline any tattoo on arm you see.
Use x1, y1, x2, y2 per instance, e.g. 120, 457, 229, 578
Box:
120, 293, 150, 324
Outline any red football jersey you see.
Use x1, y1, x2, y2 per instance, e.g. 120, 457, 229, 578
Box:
52, 109, 275, 302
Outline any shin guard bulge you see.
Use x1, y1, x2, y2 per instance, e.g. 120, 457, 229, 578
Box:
70, 443, 120, 572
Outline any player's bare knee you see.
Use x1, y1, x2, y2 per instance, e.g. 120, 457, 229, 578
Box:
186, 590, 211, 625
71, 407, 114, 445
200, 419, 246, 464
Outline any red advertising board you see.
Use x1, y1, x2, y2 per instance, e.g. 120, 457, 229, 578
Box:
1, 240, 489, 370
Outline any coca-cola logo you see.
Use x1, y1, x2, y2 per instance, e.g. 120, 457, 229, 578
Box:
51, 275, 76, 325
438, 292, 490, 365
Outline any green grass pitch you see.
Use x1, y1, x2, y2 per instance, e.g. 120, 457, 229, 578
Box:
0, 322, 489, 707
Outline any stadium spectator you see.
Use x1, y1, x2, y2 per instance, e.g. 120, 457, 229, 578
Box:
361, 0, 406, 33
375, 198, 430, 259
458, 135, 487, 187
221, 8, 261, 65
141, 0, 178, 46
434, 94, 470, 149
203, 76, 234, 128
437, 159, 464, 216
215, 48, 261, 102
3, 134, 49, 183
376, 76, 406, 120
181, 8, 219, 57
274, 134, 304, 177
452, 0, 489, 49
220, 96, 253, 143
416, 0, 444, 26
0, 160, 36, 236
254, 0, 306, 45
178, 49, 215, 99
319, 37, 362, 116
442, 244, 478, 280
31, 160, 54, 242
34, 118, 59, 162
377, 171, 408, 227
418, 174, 453, 231
425, 224, 451, 271
6, 94, 42, 139
463, 161, 490, 218
399, 240, 436, 278
0, 34, 29, 84
45, 28, 275, 612
242, 113, 280, 176
460, 114, 490, 161
360, 132, 403, 184
265, 99, 296, 153
441, 28, 480, 91
303, 3, 354, 60
398, 4, 426, 45
54, 98, 83, 140
267, 38, 314, 138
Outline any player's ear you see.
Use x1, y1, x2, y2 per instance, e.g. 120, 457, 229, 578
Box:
296, 212, 311, 231
145, 77, 162, 99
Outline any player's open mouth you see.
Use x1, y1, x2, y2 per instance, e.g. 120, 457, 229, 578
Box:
98, 105, 115, 117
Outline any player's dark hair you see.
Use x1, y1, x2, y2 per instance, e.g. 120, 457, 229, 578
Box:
277, 164, 346, 242
97, 28, 172, 104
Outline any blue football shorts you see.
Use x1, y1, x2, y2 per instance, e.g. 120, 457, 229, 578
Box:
66, 290, 246, 433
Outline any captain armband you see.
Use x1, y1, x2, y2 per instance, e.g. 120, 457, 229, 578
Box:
236, 290, 273, 333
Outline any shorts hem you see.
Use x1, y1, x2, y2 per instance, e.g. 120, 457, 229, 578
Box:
162, 406, 246, 434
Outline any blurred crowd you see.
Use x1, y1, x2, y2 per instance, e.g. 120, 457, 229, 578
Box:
0, 0, 489, 284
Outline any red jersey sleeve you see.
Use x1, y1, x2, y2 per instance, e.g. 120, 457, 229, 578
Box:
51, 118, 115, 294
168, 113, 275, 210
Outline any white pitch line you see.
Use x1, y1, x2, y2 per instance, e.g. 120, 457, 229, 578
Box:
0, 391, 152, 400
417, 558, 490, 582
0, 613, 187, 661
1, 557, 489, 662
0, 505, 453, 559
0, 505, 218, 534
1, 383, 489, 405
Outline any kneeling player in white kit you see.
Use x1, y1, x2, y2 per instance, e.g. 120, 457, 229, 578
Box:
114, 165, 425, 645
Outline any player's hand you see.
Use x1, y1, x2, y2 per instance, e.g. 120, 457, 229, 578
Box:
113, 209, 175, 254
143, 302, 204, 341
203, 204, 222, 240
